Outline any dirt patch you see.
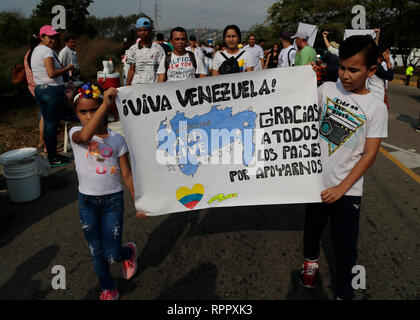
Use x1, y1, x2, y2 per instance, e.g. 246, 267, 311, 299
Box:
0, 104, 66, 155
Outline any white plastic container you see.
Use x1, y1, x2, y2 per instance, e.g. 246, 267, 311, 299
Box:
0, 148, 41, 203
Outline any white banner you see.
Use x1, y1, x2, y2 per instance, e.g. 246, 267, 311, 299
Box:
344, 29, 376, 40
116, 66, 323, 216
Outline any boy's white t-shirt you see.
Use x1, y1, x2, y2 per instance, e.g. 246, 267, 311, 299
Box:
157, 52, 207, 81
70, 126, 128, 196
278, 46, 296, 67
211, 49, 254, 72
31, 44, 64, 86
318, 81, 388, 196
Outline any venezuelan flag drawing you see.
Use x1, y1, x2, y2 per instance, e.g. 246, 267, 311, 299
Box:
176, 184, 204, 210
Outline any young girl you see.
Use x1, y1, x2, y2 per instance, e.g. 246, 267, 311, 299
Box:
70, 83, 138, 300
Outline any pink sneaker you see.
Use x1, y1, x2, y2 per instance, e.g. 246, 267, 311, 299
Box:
122, 242, 137, 280
100, 289, 119, 300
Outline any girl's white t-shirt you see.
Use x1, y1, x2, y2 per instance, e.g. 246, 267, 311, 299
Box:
211, 49, 254, 72
70, 127, 128, 196
31, 44, 64, 86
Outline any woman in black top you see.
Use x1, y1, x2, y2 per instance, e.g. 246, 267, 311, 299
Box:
265, 43, 280, 69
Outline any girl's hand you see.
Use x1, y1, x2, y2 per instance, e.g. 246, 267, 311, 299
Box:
66, 64, 75, 71
322, 31, 329, 37
382, 51, 390, 62
136, 211, 147, 218
103, 87, 118, 109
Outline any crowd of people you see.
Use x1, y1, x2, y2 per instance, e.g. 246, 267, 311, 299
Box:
22, 17, 404, 301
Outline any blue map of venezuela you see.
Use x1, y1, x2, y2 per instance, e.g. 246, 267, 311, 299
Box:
157, 106, 257, 176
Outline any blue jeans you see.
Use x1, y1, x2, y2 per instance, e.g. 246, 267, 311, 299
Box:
78, 191, 133, 291
34, 85, 78, 159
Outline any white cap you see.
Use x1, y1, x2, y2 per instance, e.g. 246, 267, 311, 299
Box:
291, 31, 310, 40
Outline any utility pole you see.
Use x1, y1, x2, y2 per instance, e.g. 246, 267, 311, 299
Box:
139, 0, 141, 14
155, 0, 162, 31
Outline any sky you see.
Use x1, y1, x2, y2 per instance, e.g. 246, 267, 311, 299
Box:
0, 0, 276, 30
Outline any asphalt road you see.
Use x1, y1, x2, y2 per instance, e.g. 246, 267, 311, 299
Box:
0, 82, 419, 301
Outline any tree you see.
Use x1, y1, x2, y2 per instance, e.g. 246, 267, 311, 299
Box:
85, 13, 154, 42
0, 12, 28, 47
266, 0, 420, 65
32, 0, 94, 36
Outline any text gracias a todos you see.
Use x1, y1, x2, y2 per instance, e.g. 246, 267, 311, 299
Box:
121, 78, 322, 180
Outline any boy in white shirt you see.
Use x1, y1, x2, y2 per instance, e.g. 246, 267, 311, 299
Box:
300, 35, 388, 300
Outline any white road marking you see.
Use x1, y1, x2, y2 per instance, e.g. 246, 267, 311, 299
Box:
381, 142, 420, 169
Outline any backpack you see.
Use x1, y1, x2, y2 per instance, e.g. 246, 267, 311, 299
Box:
12, 64, 26, 84
218, 50, 246, 75
165, 51, 197, 76
287, 47, 296, 66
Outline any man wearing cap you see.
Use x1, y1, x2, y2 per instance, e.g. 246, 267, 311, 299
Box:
278, 31, 297, 67
126, 17, 166, 85
292, 30, 317, 66
202, 39, 214, 74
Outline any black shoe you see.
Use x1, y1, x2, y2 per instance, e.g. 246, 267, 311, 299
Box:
49, 154, 70, 167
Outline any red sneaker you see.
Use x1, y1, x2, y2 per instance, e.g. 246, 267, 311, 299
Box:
122, 242, 137, 280
100, 289, 119, 300
300, 260, 319, 288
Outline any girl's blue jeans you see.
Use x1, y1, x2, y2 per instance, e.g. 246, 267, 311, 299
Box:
78, 191, 133, 291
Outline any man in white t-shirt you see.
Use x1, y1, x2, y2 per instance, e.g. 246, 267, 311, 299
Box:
277, 31, 296, 67
157, 27, 207, 82
126, 17, 166, 85
243, 34, 264, 71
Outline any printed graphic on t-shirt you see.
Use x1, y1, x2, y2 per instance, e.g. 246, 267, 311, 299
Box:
86, 141, 120, 175
320, 97, 365, 156
167, 55, 196, 80
237, 58, 245, 72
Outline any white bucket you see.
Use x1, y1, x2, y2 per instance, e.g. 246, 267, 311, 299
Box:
0, 148, 41, 203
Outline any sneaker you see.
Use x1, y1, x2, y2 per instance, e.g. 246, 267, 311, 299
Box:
122, 242, 137, 280
49, 154, 70, 168
100, 289, 119, 300
416, 126, 420, 133
300, 259, 319, 288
